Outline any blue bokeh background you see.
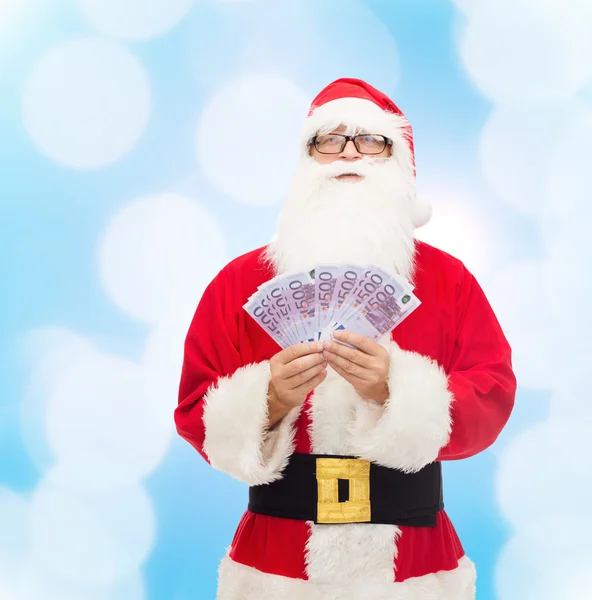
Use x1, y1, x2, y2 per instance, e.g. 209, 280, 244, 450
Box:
2, 1, 590, 598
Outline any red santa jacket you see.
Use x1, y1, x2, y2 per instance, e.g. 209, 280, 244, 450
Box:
175, 241, 516, 599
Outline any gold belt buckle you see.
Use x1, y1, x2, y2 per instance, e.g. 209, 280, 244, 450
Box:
315, 457, 371, 524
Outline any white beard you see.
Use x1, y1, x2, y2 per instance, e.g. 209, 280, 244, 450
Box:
264, 155, 418, 282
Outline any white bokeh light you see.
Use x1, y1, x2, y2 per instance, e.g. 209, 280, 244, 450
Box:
23, 37, 151, 168
142, 308, 196, 418
77, 0, 197, 41
29, 472, 155, 586
196, 74, 310, 205
45, 351, 173, 487
496, 419, 592, 528
542, 103, 592, 374
450, 0, 482, 12
549, 363, 592, 422
479, 100, 587, 215
0, 0, 28, 28
0, 0, 44, 69
0, 0, 20, 19
458, 0, 592, 105
560, 571, 592, 600
110, 574, 145, 600
496, 518, 592, 600
539, 110, 592, 378
0, 488, 29, 577
414, 195, 496, 278
545, 244, 592, 382
547, 108, 592, 225
485, 260, 562, 390
98, 193, 227, 324
19, 562, 145, 600
20, 327, 97, 473
237, 0, 401, 97
543, 203, 592, 275
580, 75, 592, 106
0, 575, 20, 600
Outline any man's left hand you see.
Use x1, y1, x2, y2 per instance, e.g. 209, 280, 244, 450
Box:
322, 330, 390, 405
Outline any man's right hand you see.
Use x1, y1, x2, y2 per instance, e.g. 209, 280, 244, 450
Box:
266, 341, 328, 428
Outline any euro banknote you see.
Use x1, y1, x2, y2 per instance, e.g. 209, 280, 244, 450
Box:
243, 264, 420, 348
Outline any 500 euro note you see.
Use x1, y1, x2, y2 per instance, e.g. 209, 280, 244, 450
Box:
314, 264, 340, 340
342, 287, 420, 341
282, 271, 317, 342
244, 263, 420, 348
327, 265, 365, 334
257, 275, 305, 345
340, 265, 411, 325
243, 292, 290, 348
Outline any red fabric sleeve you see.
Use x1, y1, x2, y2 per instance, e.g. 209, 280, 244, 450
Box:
174, 270, 242, 463
438, 268, 517, 461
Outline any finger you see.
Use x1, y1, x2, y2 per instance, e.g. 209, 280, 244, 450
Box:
322, 338, 373, 368
291, 369, 328, 396
324, 350, 372, 381
277, 341, 324, 366
331, 330, 383, 357
283, 351, 327, 378
285, 361, 328, 390
327, 360, 365, 385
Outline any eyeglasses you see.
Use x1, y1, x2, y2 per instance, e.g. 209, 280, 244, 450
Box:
311, 133, 391, 155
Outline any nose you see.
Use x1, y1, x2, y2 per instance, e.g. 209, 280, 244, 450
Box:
339, 139, 362, 160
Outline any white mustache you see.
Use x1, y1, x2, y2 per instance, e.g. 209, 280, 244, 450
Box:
313, 157, 385, 179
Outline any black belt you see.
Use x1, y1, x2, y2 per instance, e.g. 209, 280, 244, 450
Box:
248, 453, 443, 526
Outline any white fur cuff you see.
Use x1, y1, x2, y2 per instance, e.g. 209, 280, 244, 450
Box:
350, 341, 453, 473
202, 361, 300, 486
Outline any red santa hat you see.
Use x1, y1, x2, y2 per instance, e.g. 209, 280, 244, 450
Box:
301, 78, 432, 228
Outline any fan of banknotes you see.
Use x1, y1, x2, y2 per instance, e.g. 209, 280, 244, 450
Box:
243, 264, 420, 348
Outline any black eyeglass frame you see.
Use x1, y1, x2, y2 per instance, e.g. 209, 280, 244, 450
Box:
310, 133, 393, 155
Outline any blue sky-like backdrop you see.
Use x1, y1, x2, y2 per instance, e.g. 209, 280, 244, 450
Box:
1, 0, 592, 599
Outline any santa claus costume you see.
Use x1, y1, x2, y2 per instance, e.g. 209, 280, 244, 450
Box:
175, 78, 516, 600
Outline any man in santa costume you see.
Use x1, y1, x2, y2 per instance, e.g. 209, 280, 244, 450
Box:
175, 78, 516, 599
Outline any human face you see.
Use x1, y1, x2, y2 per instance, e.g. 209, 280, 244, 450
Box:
266, 126, 416, 280
308, 124, 392, 183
